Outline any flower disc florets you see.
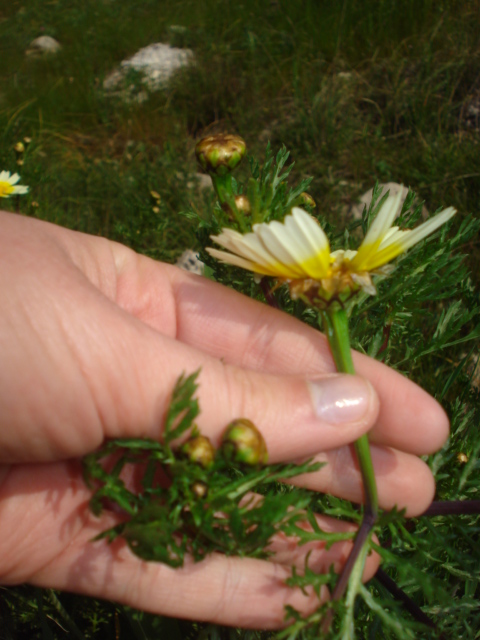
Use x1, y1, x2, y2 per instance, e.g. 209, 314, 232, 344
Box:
207, 188, 456, 304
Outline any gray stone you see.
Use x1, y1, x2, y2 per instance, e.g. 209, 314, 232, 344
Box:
103, 43, 194, 103
194, 173, 213, 190
26, 36, 61, 56
175, 172, 213, 191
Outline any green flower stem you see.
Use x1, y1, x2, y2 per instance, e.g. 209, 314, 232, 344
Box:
323, 307, 378, 519
322, 306, 379, 617
211, 174, 248, 233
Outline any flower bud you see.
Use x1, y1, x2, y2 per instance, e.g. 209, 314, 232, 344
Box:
234, 194, 251, 215
299, 192, 316, 208
181, 435, 215, 468
457, 452, 468, 464
191, 480, 208, 499
220, 419, 268, 466
14, 142, 25, 153
195, 134, 246, 176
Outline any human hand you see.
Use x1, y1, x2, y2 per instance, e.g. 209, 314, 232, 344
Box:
0, 211, 448, 628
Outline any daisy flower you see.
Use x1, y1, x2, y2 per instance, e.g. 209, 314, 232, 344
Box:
0, 171, 29, 198
207, 189, 456, 300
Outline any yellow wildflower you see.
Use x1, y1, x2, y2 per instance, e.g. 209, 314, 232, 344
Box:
0, 171, 29, 198
207, 189, 456, 299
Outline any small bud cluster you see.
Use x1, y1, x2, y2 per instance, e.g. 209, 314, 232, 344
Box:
181, 419, 268, 473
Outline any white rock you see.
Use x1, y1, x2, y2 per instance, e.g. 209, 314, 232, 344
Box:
194, 173, 213, 190
26, 36, 62, 56
175, 250, 204, 275
349, 182, 428, 220
103, 43, 194, 102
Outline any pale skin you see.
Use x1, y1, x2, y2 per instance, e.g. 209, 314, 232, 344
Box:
0, 210, 448, 629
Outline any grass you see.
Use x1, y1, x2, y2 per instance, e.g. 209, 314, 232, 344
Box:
1, 0, 480, 637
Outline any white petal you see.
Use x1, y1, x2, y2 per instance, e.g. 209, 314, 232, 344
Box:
253, 208, 330, 279
208, 209, 332, 280
235, 233, 299, 272
206, 248, 268, 274
0, 171, 10, 181
378, 227, 409, 250
8, 173, 20, 185
361, 188, 404, 246
353, 206, 456, 271
389, 207, 456, 253
210, 229, 282, 271
209, 226, 305, 279
211, 228, 251, 255
255, 220, 306, 271
289, 208, 331, 255
255, 209, 330, 279
288, 208, 331, 274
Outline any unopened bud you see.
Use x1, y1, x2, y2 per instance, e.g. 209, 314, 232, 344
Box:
234, 194, 251, 215
220, 419, 268, 466
191, 480, 208, 499
181, 435, 215, 468
457, 452, 468, 464
14, 142, 25, 153
299, 192, 316, 208
195, 134, 246, 176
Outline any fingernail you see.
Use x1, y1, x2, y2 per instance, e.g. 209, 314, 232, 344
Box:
307, 375, 373, 425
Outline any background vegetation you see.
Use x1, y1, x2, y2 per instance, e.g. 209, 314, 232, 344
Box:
1, 0, 480, 638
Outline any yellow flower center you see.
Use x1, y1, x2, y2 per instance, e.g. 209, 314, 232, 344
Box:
0, 181, 15, 197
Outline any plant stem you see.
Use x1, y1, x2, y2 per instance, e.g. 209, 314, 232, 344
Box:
374, 569, 439, 632
323, 307, 379, 522
318, 306, 379, 637
421, 499, 480, 516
